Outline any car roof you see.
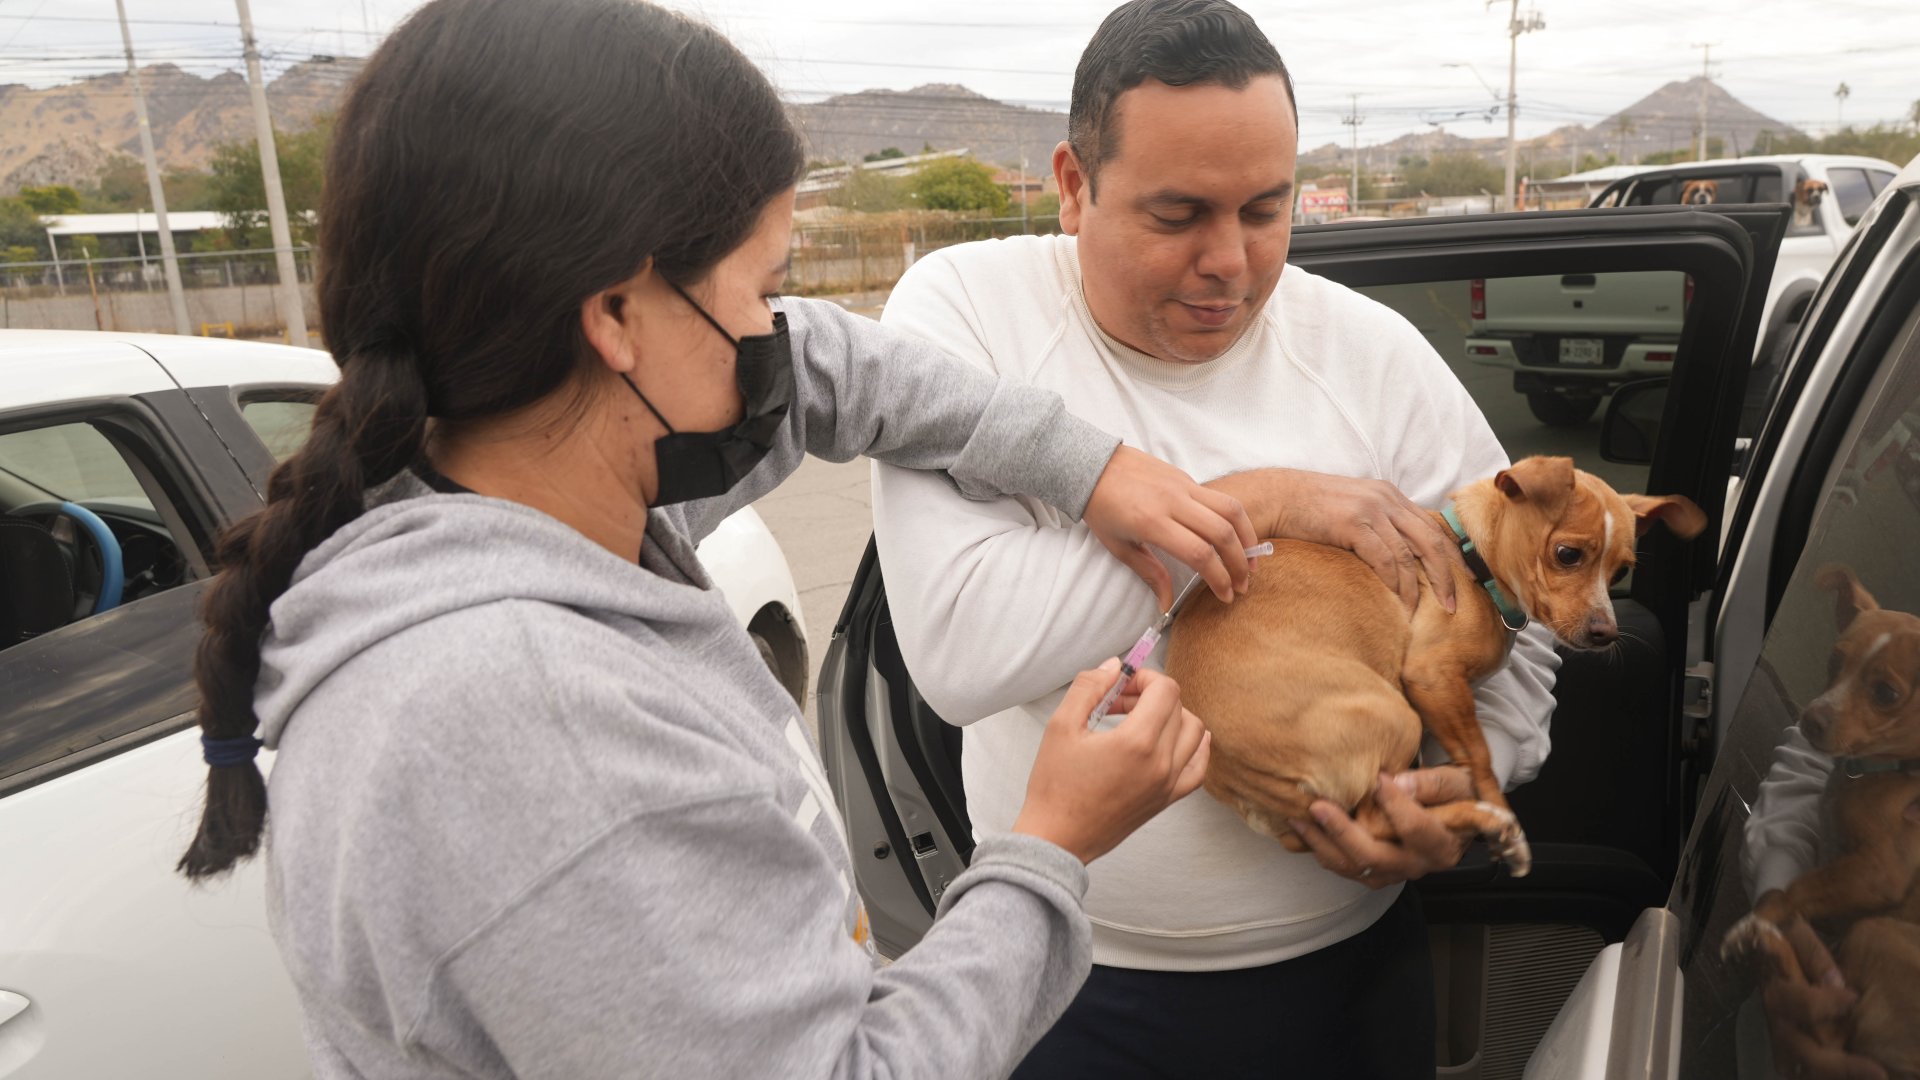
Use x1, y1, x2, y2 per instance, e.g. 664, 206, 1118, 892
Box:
0, 330, 337, 413
1606, 154, 1902, 185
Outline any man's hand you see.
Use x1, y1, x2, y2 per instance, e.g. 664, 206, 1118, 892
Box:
1288, 767, 1473, 888
1083, 445, 1260, 610
1760, 917, 1887, 1080
1206, 469, 1463, 613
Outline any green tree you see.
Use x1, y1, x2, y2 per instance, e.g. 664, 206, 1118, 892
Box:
829, 167, 911, 212
1400, 152, 1502, 196
2, 245, 39, 264
207, 117, 332, 246
80, 155, 147, 211
862, 147, 906, 163
17, 184, 82, 214
907, 157, 1010, 214
76, 156, 217, 215
0, 198, 48, 259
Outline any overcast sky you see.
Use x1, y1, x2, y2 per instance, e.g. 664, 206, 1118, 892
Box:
4, 0, 1916, 150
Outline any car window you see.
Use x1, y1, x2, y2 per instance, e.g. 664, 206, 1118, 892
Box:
1671, 285, 1920, 1077
1355, 269, 1678, 501
1624, 173, 1764, 206
1866, 170, 1897, 197
1826, 168, 1877, 227
0, 417, 200, 656
240, 398, 318, 463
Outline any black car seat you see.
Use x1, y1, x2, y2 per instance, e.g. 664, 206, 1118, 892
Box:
0, 512, 76, 647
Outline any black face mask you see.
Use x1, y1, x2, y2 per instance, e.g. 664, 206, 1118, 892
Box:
623, 282, 794, 507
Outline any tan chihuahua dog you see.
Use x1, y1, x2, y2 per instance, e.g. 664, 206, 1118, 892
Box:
1166, 456, 1706, 875
1722, 565, 1920, 1073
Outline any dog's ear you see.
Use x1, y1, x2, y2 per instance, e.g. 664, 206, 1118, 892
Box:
1495, 456, 1575, 514
1622, 493, 1707, 539
1815, 563, 1879, 631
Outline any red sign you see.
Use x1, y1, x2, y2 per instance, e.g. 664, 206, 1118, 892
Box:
1299, 188, 1349, 214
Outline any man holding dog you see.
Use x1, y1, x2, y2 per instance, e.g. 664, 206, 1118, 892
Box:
871, 1, 1560, 1075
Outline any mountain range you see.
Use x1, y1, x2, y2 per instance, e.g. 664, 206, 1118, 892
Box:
0, 64, 1799, 196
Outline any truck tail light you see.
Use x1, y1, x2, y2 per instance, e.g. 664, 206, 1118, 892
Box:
1647, 350, 1676, 363
1469, 345, 1499, 356
1470, 278, 1486, 320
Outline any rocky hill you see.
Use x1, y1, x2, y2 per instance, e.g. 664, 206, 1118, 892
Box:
1300, 77, 1802, 175
788, 84, 1066, 169
0, 59, 361, 194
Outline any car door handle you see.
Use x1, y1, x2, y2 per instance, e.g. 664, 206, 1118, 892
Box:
0, 990, 26, 1028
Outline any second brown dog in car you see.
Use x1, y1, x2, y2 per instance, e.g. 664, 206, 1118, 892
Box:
1165, 455, 1705, 875
1722, 564, 1920, 1072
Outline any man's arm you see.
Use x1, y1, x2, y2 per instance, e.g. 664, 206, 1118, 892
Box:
674, 297, 1118, 544
1743, 725, 1832, 899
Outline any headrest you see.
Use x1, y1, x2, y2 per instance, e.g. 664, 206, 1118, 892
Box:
0, 514, 75, 646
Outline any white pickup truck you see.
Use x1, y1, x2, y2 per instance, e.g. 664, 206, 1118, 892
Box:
1468, 154, 1901, 427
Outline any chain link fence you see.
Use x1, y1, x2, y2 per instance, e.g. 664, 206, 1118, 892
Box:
785, 212, 1062, 297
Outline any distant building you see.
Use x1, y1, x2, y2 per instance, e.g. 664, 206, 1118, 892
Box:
990, 167, 1050, 206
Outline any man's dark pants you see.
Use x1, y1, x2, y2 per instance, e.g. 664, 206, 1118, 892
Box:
1012, 887, 1436, 1079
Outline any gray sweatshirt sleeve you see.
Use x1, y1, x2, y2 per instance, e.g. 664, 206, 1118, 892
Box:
673, 296, 1120, 542
423, 799, 1090, 1080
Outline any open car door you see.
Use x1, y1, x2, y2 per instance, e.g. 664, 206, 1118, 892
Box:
819, 203, 1785, 1077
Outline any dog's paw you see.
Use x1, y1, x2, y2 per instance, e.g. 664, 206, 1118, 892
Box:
1477, 802, 1532, 878
1720, 913, 1783, 965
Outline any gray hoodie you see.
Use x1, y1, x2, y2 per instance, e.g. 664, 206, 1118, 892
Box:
257, 297, 1120, 1079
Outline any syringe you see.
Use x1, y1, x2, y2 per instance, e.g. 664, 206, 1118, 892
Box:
1087, 542, 1274, 727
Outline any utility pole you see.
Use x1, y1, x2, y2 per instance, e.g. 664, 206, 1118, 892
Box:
1019, 156, 1029, 235
1834, 82, 1851, 133
237, 0, 311, 347
114, 0, 191, 336
1692, 43, 1715, 161
1493, 0, 1545, 213
1341, 94, 1364, 211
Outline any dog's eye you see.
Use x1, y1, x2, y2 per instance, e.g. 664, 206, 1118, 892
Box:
1555, 545, 1583, 567
1870, 681, 1901, 708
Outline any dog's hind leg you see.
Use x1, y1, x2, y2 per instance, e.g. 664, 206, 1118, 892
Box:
1425, 799, 1531, 876
1400, 663, 1531, 873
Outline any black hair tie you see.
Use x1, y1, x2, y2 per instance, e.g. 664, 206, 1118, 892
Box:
202, 734, 265, 767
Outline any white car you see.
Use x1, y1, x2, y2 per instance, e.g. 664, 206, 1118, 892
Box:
0, 330, 807, 1077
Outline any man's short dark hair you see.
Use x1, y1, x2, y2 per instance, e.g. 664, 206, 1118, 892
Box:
1069, 0, 1295, 195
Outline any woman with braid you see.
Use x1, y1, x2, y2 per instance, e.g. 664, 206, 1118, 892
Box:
174, 1, 1261, 1076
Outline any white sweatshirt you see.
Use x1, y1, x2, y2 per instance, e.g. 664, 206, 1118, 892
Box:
872, 234, 1561, 971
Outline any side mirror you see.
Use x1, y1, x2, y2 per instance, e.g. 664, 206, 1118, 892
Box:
1601, 378, 1669, 465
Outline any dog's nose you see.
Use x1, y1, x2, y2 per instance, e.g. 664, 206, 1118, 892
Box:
1584, 615, 1617, 647
1801, 701, 1834, 746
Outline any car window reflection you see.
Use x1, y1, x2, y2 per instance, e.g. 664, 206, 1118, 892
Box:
1676, 300, 1920, 1078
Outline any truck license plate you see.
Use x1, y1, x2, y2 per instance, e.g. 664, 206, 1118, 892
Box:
1559, 338, 1604, 366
